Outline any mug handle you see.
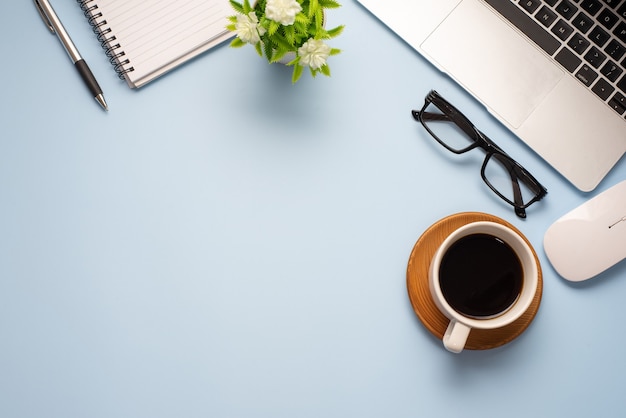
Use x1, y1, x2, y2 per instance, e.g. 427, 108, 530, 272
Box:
443, 320, 471, 353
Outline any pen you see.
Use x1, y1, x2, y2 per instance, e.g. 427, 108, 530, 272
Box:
34, 0, 108, 111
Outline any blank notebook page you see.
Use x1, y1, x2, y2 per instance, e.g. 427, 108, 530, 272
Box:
87, 0, 233, 87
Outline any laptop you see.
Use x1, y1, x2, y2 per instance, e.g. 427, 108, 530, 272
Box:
356, 0, 626, 192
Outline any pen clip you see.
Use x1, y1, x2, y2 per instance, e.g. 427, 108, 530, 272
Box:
34, 0, 55, 33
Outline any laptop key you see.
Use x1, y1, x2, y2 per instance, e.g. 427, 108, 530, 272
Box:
580, 0, 603, 16
568, 33, 591, 54
605, 39, 626, 60
602, 0, 621, 9
556, 1, 578, 20
617, 74, 626, 93
537, 6, 559, 27
614, 22, 626, 43
600, 60, 623, 82
576, 64, 599, 85
552, 19, 575, 40
592, 78, 615, 100
597, 9, 620, 29
608, 92, 626, 114
519, 0, 541, 14
589, 25, 611, 46
584, 46, 607, 67
556, 47, 583, 71
572, 12, 594, 34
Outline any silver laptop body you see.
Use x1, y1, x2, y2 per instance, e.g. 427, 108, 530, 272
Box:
357, 0, 626, 191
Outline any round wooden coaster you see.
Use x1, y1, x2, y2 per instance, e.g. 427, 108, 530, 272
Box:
406, 212, 543, 350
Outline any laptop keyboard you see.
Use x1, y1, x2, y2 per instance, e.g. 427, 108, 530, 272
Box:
485, 0, 626, 118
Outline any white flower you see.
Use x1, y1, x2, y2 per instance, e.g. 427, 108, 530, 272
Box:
235, 11, 266, 44
265, 0, 302, 26
298, 39, 331, 70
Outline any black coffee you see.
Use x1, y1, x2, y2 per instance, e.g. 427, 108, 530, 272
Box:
439, 233, 523, 318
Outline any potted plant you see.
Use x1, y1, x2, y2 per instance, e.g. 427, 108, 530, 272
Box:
227, 0, 344, 83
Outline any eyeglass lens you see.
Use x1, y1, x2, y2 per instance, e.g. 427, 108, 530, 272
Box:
419, 102, 476, 153
482, 153, 540, 207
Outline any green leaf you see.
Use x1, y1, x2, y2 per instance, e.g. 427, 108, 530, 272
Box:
309, 0, 319, 18
264, 41, 273, 60
230, 38, 246, 48
320, 64, 331, 77
318, 0, 342, 8
243, 0, 254, 14
293, 22, 307, 38
229, 0, 244, 14
326, 25, 344, 39
294, 13, 309, 26
268, 20, 280, 36
315, 8, 323, 32
292, 64, 304, 83
329, 48, 341, 56
271, 48, 287, 63
285, 25, 296, 45
271, 33, 294, 51
254, 42, 263, 56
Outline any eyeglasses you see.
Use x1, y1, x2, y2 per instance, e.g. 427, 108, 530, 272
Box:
412, 90, 547, 218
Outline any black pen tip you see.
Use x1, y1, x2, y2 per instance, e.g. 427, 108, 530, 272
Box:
96, 94, 108, 111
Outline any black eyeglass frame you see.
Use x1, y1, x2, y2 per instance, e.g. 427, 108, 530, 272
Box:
412, 90, 547, 218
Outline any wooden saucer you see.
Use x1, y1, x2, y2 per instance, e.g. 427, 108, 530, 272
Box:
406, 212, 543, 350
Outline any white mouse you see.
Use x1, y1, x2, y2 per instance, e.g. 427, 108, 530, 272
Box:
544, 180, 626, 282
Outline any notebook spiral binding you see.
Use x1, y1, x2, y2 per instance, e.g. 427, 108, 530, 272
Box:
76, 0, 134, 79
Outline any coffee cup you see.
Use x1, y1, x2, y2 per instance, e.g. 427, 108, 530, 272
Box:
429, 221, 538, 353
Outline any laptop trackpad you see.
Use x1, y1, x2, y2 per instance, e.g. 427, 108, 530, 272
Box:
421, 0, 563, 128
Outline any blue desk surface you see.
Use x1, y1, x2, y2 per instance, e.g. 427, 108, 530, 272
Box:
2, 1, 626, 417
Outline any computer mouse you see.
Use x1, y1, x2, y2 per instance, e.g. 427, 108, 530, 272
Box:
544, 180, 626, 282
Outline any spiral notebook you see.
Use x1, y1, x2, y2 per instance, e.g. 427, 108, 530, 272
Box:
78, 0, 234, 88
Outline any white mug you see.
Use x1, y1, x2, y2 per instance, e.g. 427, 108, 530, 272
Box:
429, 221, 538, 353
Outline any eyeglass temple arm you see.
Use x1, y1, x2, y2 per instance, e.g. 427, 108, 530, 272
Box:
497, 155, 527, 218
412, 110, 478, 140
511, 178, 527, 218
